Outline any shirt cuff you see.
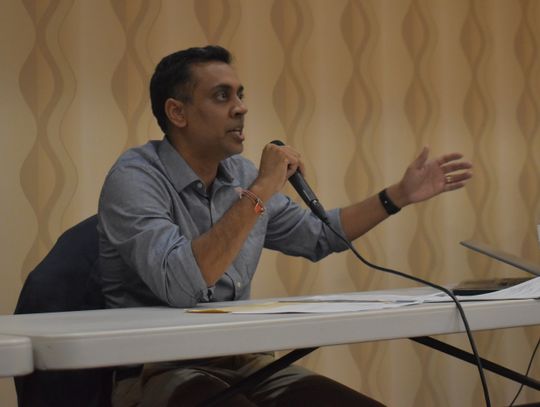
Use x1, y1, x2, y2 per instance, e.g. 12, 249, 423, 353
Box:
166, 241, 212, 305
325, 208, 350, 253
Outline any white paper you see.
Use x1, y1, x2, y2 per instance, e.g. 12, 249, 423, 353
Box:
285, 293, 422, 303
189, 297, 421, 314
188, 277, 540, 314
230, 301, 419, 314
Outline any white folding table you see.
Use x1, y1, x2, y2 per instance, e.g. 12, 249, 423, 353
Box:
0, 292, 537, 371
0, 334, 33, 377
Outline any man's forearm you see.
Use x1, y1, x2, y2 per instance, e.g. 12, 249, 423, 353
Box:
340, 183, 408, 241
191, 186, 269, 286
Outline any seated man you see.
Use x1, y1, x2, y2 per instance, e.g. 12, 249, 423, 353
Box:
97, 45, 472, 406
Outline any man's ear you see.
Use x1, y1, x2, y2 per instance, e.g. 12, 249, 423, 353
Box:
165, 98, 187, 128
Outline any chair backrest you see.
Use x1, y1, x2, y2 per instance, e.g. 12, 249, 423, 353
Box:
14, 215, 112, 407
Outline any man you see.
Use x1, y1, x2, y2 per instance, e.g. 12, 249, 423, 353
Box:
98, 45, 472, 406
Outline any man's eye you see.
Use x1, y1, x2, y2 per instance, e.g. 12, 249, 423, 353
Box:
216, 91, 228, 101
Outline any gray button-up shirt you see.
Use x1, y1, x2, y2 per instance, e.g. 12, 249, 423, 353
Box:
97, 137, 348, 308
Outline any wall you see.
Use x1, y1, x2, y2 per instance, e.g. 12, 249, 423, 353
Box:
1, 0, 539, 405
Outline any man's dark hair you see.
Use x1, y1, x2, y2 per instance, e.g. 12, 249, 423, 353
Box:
150, 45, 232, 134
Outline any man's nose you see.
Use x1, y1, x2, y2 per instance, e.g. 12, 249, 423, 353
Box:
231, 97, 248, 116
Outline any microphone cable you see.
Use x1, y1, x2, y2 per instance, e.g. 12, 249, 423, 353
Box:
271, 139, 490, 404
319, 218, 492, 407
508, 336, 540, 406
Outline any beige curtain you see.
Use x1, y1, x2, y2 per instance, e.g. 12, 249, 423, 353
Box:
1, 0, 539, 405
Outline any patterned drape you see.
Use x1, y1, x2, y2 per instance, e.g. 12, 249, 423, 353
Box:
1, 1, 539, 405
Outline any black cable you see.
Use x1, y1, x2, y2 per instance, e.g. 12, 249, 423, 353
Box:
411, 336, 540, 390
322, 220, 492, 407
509, 336, 540, 406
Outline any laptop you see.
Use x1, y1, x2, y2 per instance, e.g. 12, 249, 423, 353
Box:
453, 240, 540, 295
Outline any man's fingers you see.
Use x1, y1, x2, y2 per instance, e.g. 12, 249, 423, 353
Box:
441, 161, 473, 173
443, 171, 473, 192
437, 152, 465, 165
269, 142, 303, 175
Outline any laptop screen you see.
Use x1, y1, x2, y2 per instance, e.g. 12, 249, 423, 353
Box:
460, 240, 540, 277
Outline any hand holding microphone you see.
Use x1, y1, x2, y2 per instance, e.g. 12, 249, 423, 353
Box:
270, 140, 328, 223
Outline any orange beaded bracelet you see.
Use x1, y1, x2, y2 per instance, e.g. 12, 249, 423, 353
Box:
239, 189, 265, 215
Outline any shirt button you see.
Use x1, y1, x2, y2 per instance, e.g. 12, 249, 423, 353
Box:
196, 182, 203, 189
236, 281, 242, 288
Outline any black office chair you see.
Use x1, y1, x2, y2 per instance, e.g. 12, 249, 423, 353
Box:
13, 215, 112, 407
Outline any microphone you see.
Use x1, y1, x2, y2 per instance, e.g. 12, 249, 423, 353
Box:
271, 140, 328, 223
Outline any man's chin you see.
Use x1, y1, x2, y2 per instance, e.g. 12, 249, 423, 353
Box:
230, 135, 244, 148
229, 143, 244, 157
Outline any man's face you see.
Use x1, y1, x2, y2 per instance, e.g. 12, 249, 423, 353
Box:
180, 61, 247, 161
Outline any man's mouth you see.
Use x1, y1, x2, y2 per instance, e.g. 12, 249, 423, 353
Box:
227, 127, 244, 137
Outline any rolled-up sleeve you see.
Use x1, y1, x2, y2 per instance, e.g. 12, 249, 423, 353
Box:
264, 193, 349, 260
99, 164, 209, 308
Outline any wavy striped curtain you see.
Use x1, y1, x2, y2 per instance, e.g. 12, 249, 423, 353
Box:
1, 0, 539, 405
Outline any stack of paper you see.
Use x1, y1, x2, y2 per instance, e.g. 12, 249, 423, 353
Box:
187, 277, 540, 314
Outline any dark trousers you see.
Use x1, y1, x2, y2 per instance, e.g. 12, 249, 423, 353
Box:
112, 353, 385, 407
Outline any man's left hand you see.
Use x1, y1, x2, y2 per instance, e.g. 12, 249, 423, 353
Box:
397, 146, 473, 207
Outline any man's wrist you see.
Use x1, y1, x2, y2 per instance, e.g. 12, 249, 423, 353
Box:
378, 189, 401, 215
239, 189, 265, 215
248, 180, 273, 203
384, 183, 410, 211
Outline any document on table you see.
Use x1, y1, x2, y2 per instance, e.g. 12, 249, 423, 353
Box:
188, 301, 419, 314
188, 294, 422, 314
187, 277, 540, 314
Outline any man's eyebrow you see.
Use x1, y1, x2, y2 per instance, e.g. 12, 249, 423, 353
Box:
210, 84, 244, 93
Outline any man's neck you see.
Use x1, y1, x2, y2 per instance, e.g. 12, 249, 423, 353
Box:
167, 135, 219, 190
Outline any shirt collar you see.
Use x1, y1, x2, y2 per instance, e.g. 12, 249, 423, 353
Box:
157, 137, 237, 193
